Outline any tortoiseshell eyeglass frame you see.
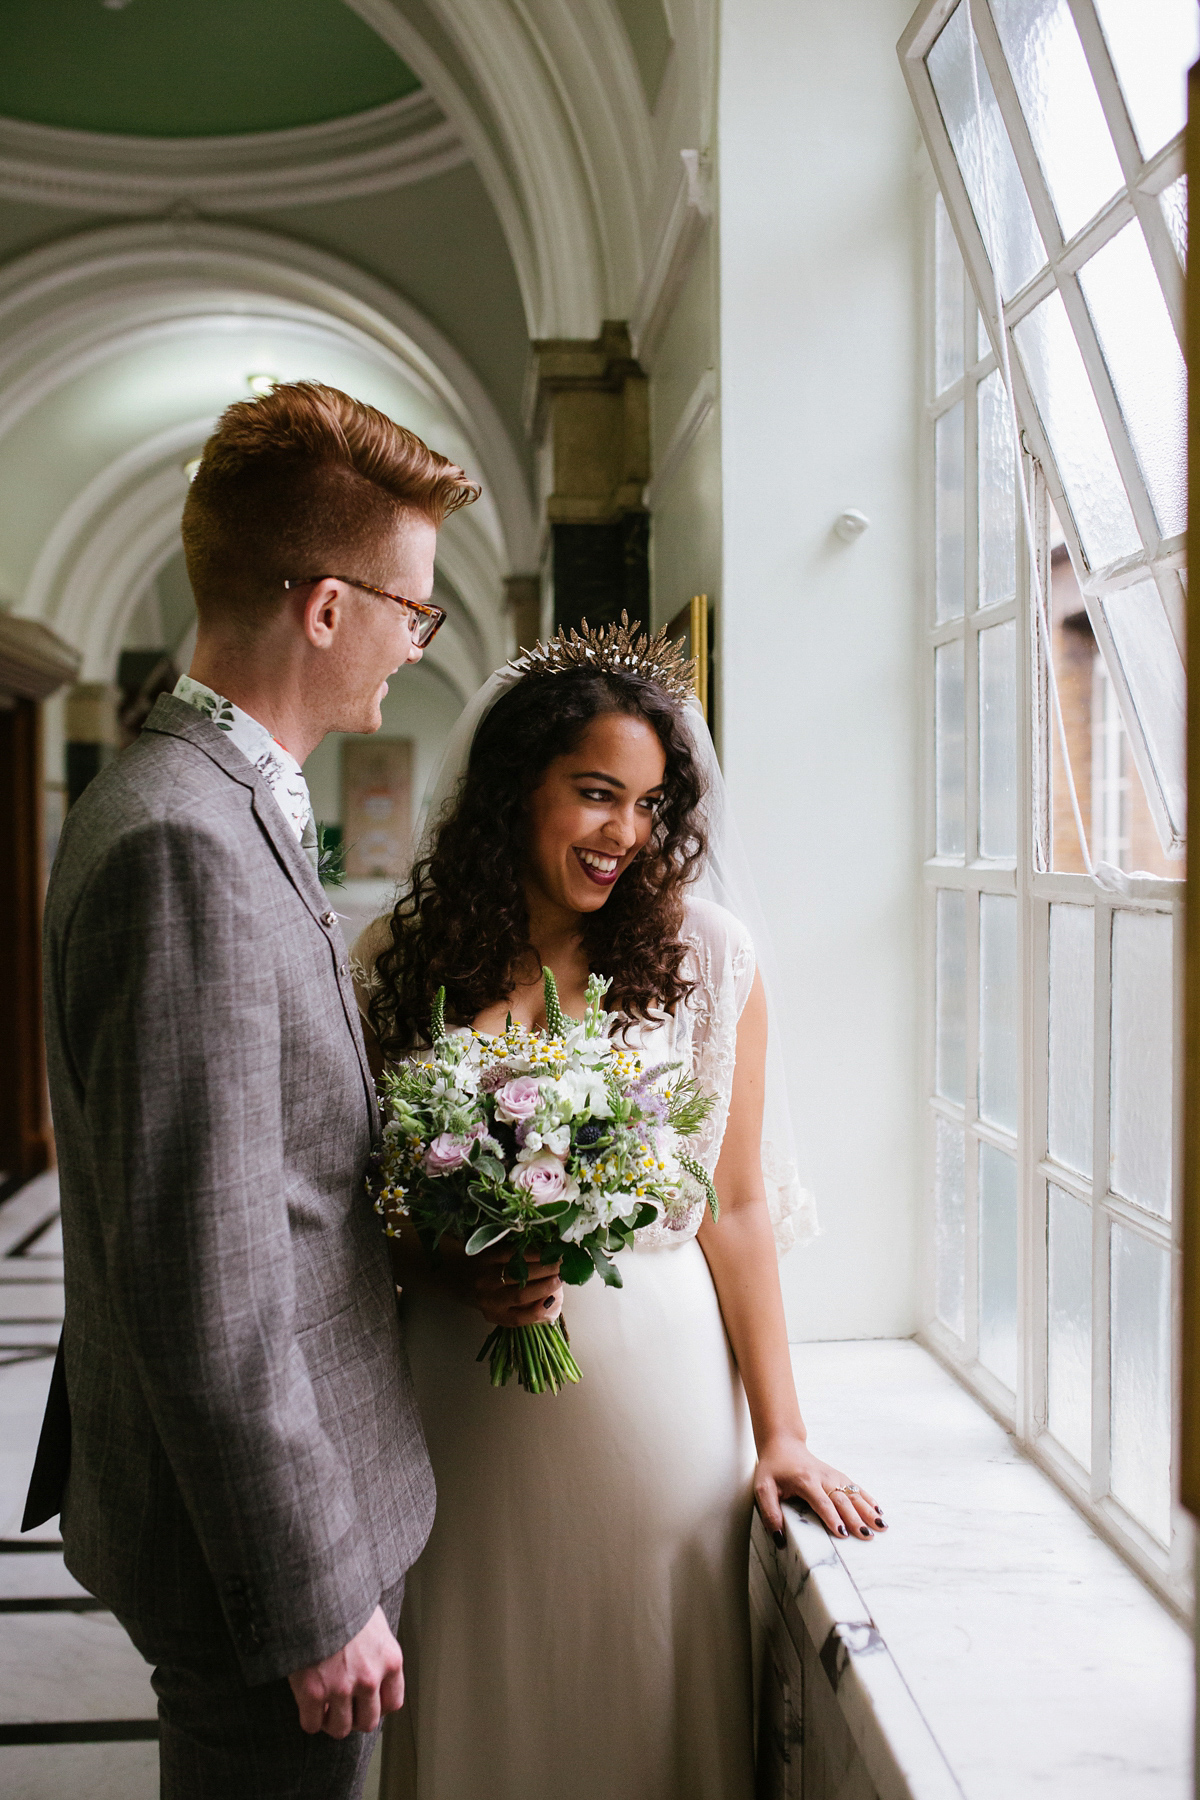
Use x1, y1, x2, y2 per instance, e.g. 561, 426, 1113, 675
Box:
283, 576, 446, 647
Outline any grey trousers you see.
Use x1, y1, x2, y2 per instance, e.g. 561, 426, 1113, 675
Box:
119, 1579, 404, 1800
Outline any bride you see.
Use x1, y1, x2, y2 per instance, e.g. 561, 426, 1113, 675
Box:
353, 620, 884, 1799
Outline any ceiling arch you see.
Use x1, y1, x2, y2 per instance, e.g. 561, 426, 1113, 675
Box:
342, 0, 659, 337
0, 220, 525, 690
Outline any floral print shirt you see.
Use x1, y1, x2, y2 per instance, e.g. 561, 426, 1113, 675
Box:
173, 674, 317, 863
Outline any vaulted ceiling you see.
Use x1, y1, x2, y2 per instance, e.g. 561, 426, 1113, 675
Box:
0, 0, 421, 137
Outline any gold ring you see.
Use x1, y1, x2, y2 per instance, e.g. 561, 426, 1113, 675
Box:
829, 1483, 861, 1497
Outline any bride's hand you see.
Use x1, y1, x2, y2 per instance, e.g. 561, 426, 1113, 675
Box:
753, 1432, 886, 1545
429, 1237, 564, 1328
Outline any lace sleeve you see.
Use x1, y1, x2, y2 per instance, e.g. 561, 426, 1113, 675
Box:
681, 897, 819, 1259
349, 916, 393, 1032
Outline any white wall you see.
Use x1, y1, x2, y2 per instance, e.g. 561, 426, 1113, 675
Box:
718, 0, 922, 1340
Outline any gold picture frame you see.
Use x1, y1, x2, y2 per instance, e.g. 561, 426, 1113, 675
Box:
666, 594, 710, 719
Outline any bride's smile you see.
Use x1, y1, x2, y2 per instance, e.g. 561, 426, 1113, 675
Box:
524, 711, 666, 918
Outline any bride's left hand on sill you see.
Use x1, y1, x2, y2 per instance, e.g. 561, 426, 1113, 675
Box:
754, 1432, 886, 1545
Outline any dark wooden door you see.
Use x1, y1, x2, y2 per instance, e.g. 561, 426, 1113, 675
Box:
0, 697, 50, 1186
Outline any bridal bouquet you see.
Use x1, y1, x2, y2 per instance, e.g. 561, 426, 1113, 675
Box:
371, 969, 717, 1394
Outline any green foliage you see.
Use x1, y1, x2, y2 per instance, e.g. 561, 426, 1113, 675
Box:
666, 1071, 716, 1139
316, 822, 346, 887
430, 985, 447, 1045
678, 1152, 720, 1222
541, 965, 569, 1036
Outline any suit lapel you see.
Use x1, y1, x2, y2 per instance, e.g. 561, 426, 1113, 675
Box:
142, 696, 380, 1135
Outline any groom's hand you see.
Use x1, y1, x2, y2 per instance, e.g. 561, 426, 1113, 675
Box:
288, 1605, 404, 1737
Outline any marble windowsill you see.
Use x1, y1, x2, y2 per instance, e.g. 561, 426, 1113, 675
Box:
768, 1338, 1194, 1800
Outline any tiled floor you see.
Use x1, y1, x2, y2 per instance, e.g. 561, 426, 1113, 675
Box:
0, 1174, 383, 1799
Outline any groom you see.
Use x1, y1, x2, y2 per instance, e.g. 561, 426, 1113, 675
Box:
24, 382, 477, 1796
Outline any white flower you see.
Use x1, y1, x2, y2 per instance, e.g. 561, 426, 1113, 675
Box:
542, 1124, 571, 1156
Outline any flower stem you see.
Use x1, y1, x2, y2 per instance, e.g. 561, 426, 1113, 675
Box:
476, 1318, 582, 1394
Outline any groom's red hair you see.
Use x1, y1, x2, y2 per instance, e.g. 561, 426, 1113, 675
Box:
181, 380, 478, 629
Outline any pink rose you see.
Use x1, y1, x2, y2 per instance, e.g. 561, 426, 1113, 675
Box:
511, 1151, 576, 1203
423, 1131, 473, 1175
494, 1076, 542, 1125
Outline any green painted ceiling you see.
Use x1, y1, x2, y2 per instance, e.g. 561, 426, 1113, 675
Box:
0, 0, 421, 138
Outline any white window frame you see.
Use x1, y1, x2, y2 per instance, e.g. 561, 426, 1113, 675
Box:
903, 0, 1190, 1611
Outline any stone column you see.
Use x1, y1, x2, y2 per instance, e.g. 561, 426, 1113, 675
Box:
528, 322, 649, 634
65, 681, 120, 809
503, 573, 542, 655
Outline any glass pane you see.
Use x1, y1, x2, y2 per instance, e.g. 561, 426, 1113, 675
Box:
1093, 0, 1199, 161
1110, 908, 1174, 1218
979, 1141, 1018, 1390
1013, 288, 1141, 569
936, 889, 967, 1103
1078, 223, 1186, 539
977, 307, 992, 362
978, 370, 1016, 607
927, 3, 1047, 298
935, 639, 966, 856
1101, 578, 1186, 840
979, 893, 1018, 1131
936, 402, 966, 621
1047, 903, 1094, 1176
1159, 173, 1187, 269
979, 619, 1017, 858
990, 0, 1124, 240
935, 191, 966, 392
1047, 1183, 1092, 1467
1109, 1222, 1172, 1543
935, 1113, 966, 1336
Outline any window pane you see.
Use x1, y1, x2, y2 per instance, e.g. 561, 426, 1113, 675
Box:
1047, 902, 1094, 1177
936, 402, 966, 620
935, 639, 966, 856
1159, 173, 1187, 269
990, 0, 1124, 240
935, 1114, 966, 1336
935, 191, 966, 391
926, 2, 1046, 298
979, 893, 1018, 1131
978, 370, 1016, 607
1109, 1222, 1172, 1543
1091, 652, 1132, 869
979, 1141, 1018, 1390
1013, 289, 1141, 569
1110, 908, 1174, 1218
1047, 1183, 1092, 1467
936, 889, 967, 1103
1078, 223, 1186, 539
1101, 579, 1186, 841
979, 619, 1017, 858
1092, 0, 1199, 162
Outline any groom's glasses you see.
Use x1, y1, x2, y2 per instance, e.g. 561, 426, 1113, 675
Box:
283, 576, 447, 648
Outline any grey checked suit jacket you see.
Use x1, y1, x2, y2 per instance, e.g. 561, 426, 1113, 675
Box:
30, 694, 434, 1684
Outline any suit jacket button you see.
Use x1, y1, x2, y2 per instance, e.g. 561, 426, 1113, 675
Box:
321, 910, 337, 927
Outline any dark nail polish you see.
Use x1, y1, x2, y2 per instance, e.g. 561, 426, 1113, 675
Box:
543, 1297, 554, 1310
860, 1526, 871, 1537
772, 1529, 786, 1549
875, 1518, 885, 1529
838, 1525, 848, 1536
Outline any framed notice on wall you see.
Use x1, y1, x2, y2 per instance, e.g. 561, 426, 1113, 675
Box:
666, 594, 712, 723
341, 737, 413, 880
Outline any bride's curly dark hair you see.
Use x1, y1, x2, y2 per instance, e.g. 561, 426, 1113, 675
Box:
370, 666, 708, 1057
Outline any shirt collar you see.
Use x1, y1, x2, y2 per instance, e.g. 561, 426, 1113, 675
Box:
172, 674, 313, 845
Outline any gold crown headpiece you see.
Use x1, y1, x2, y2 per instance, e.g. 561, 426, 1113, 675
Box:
509, 611, 696, 704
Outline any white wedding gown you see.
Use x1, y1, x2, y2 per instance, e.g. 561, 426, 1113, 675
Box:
360, 895, 803, 1800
